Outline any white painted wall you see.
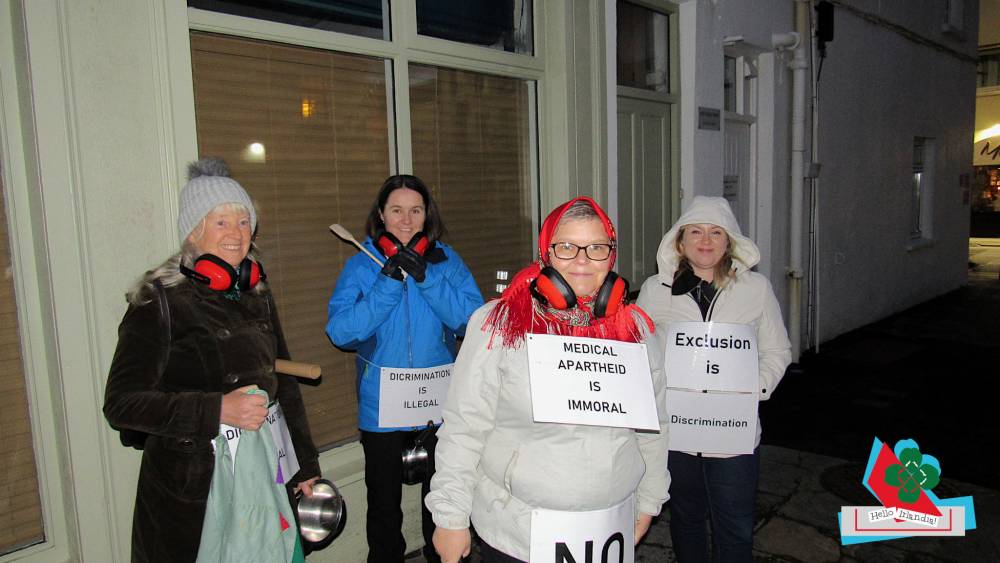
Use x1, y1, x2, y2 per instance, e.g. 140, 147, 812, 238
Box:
812, 0, 977, 340
675, 0, 795, 312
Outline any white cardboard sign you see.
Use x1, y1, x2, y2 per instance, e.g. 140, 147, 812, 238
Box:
665, 389, 758, 454
526, 333, 659, 431
530, 495, 635, 563
218, 401, 300, 482
378, 364, 453, 428
665, 321, 759, 392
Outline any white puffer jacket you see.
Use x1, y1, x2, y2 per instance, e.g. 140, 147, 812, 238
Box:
636, 196, 791, 457
426, 302, 670, 560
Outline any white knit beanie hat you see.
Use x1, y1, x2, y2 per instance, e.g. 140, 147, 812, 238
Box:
177, 157, 257, 244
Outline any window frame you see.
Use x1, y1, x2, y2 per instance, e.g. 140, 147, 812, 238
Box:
184, 1, 544, 453
186, 1, 543, 208
908, 136, 936, 247
0, 4, 76, 562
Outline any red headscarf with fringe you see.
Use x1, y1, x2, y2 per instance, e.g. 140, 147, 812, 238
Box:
483, 196, 653, 348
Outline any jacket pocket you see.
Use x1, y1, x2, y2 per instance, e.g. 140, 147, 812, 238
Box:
143, 435, 214, 502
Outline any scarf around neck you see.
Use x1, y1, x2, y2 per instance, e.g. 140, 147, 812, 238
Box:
481, 262, 653, 349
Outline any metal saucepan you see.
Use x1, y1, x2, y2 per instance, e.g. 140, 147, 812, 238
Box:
296, 478, 346, 549
401, 422, 436, 485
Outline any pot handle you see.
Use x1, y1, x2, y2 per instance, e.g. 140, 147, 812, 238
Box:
413, 420, 436, 448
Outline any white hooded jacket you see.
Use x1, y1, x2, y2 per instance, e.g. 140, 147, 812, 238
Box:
636, 196, 791, 456
425, 303, 670, 559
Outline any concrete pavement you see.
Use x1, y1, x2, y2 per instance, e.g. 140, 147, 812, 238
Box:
635, 445, 999, 562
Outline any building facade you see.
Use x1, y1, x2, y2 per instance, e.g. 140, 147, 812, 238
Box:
0, 1, 976, 561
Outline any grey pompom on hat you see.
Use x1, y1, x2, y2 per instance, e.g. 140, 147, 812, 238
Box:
177, 157, 257, 244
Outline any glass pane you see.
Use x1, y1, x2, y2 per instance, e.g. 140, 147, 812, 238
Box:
416, 0, 533, 55
616, 0, 669, 91
191, 32, 392, 448
978, 51, 1000, 88
0, 172, 45, 555
911, 138, 925, 238
410, 64, 535, 300
188, 0, 387, 40
724, 56, 737, 112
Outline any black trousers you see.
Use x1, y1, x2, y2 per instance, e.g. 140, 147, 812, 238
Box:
480, 540, 527, 563
361, 429, 440, 563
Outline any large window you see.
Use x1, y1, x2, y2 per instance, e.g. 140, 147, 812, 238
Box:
192, 33, 391, 446
410, 65, 534, 297
0, 175, 44, 555
190, 7, 539, 448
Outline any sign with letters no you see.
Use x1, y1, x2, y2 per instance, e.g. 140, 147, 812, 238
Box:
526, 333, 659, 431
530, 495, 635, 563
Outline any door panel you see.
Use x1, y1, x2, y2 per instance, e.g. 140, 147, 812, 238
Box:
617, 97, 671, 286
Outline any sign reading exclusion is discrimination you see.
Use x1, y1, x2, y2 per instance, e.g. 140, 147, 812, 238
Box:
378, 364, 453, 428
526, 333, 659, 431
665, 321, 759, 454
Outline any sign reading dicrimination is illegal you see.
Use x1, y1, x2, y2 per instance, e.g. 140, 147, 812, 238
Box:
526, 333, 659, 430
378, 364, 453, 428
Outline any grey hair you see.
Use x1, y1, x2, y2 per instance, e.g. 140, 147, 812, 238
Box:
126, 240, 267, 306
558, 200, 600, 223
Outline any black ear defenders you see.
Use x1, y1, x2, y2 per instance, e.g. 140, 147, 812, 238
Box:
530, 267, 630, 318
375, 230, 433, 258
180, 254, 265, 292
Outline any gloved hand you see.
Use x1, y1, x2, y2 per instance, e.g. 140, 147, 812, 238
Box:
394, 247, 426, 282
379, 248, 426, 282
380, 254, 406, 281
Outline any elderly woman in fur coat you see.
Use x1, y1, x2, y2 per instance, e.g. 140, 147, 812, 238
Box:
104, 158, 320, 562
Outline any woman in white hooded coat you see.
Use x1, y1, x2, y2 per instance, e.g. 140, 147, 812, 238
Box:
636, 196, 791, 563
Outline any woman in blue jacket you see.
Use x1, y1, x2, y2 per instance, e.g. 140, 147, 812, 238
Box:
326, 175, 483, 563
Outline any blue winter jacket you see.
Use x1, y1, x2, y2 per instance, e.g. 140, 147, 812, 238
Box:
326, 238, 483, 431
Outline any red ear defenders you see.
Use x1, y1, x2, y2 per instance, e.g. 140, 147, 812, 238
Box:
530, 266, 629, 318
181, 254, 265, 292
375, 230, 432, 258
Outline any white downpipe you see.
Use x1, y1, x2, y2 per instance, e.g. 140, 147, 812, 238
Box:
773, 1, 810, 361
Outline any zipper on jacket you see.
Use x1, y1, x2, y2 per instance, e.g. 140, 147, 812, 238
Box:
404, 283, 413, 367
705, 286, 726, 321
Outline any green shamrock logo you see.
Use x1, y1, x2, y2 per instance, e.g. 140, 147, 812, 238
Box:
884, 447, 941, 503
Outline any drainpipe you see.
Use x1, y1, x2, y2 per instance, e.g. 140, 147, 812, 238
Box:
773, 0, 810, 361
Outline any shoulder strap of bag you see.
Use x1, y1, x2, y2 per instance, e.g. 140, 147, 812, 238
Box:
153, 279, 171, 352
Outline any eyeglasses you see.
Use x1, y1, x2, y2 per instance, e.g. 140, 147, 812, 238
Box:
549, 242, 614, 261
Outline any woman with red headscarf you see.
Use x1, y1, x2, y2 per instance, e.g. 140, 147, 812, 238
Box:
425, 197, 669, 563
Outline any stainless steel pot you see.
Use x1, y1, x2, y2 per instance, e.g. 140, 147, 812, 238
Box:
297, 479, 346, 548
401, 422, 436, 485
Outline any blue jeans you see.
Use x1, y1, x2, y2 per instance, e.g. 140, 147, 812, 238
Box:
668, 449, 759, 563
